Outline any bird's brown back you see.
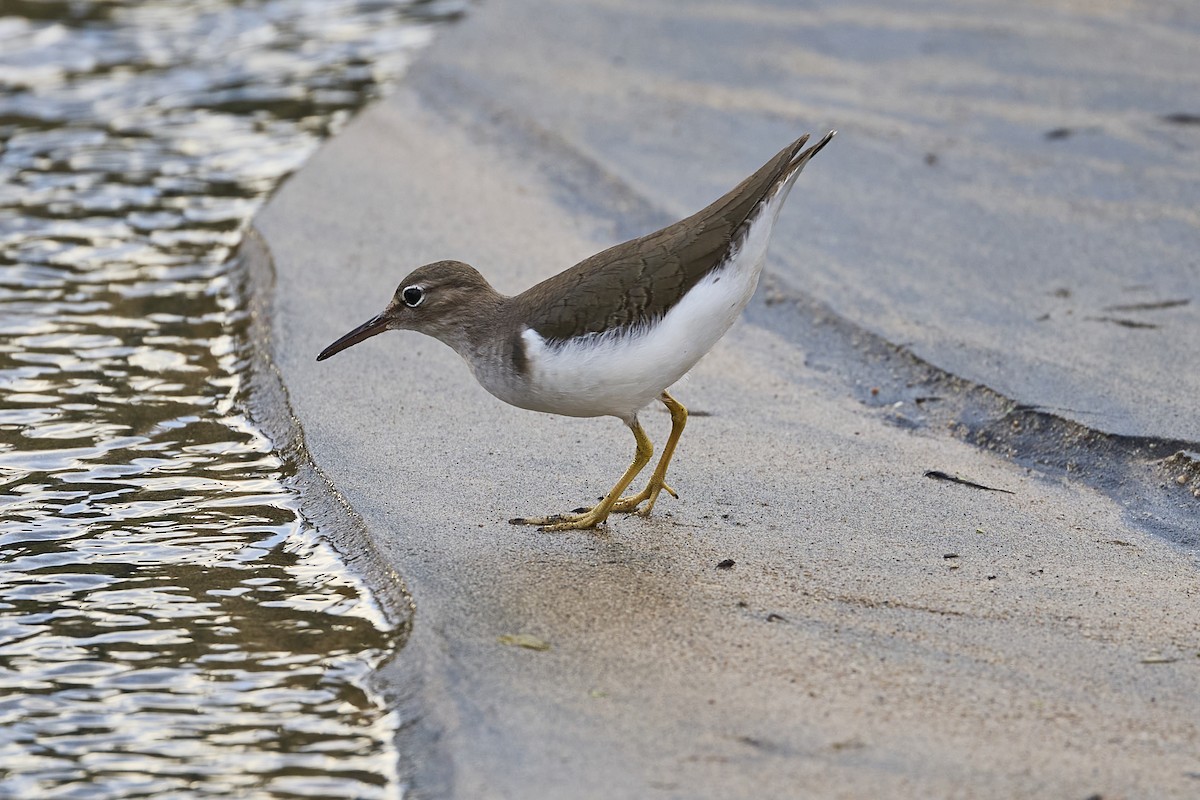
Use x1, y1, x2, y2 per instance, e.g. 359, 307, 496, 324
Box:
516, 132, 832, 344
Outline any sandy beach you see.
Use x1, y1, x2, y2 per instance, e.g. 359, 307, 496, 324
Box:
247, 1, 1200, 796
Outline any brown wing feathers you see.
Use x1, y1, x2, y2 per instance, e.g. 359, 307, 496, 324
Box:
519, 132, 829, 344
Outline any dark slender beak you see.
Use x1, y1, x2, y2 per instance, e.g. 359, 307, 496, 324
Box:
316, 312, 389, 361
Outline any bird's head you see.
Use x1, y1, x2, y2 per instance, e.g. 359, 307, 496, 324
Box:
316, 260, 502, 361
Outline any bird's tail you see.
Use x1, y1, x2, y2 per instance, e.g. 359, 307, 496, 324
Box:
787, 130, 836, 177
764, 129, 835, 212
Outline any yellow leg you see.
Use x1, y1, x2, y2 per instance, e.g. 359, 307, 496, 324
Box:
509, 418, 654, 531
610, 391, 688, 517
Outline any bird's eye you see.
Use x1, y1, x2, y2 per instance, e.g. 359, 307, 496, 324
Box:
401, 285, 425, 307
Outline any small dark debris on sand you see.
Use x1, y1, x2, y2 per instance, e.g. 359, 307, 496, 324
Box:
925, 470, 1015, 494
1084, 315, 1159, 329
1162, 112, 1200, 125
1102, 298, 1189, 313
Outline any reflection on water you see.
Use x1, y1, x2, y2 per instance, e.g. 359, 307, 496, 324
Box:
0, 1, 458, 796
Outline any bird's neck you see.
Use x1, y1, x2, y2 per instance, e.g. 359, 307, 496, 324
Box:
431, 291, 511, 364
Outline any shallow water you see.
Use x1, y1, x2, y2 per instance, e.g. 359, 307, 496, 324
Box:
0, 1, 458, 796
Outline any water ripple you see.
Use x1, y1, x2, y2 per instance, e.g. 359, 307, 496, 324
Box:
0, 0, 460, 796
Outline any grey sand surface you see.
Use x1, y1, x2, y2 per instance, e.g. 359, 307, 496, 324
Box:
249, 0, 1200, 797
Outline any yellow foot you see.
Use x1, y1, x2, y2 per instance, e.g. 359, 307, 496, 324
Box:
509, 480, 678, 530
609, 482, 678, 516
509, 508, 611, 532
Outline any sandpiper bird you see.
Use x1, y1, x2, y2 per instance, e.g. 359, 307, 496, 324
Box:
318, 131, 835, 531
